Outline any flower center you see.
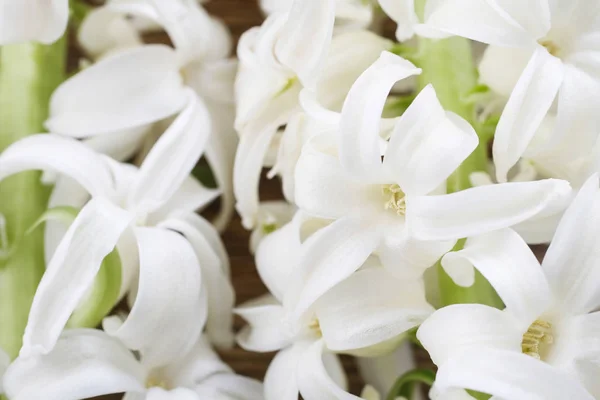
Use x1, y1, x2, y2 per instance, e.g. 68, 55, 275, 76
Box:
308, 318, 322, 338
539, 39, 561, 57
382, 184, 406, 216
521, 319, 553, 360
146, 372, 171, 390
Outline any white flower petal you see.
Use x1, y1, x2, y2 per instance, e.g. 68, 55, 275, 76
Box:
264, 342, 307, 400
379, 0, 419, 41
146, 387, 199, 400
542, 174, 600, 314
418, 0, 540, 46
297, 340, 358, 400
384, 84, 478, 196
128, 91, 211, 214
274, 0, 335, 87
434, 348, 594, 400
235, 295, 291, 352
492, 47, 565, 182
255, 213, 303, 302
417, 304, 522, 366
288, 218, 382, 323
407, 179, 573, 241
316, 268, 433, 352
340, 51, 421, 182
195, 373, 264, 400
357, 342, 415, 397
84, 126, 149, 162
0, 134, 114, 198
294, 138, 382, 220
106, 227, 205, 369
160, 216, 235, 349
478, 45, 534, 98
47, 45, 187, 137
442, 229, 552, 325
78, 7, 141, 59
22, 199, 132, 357
0, 0, 69, 45
511, 210, 563, 245
4, 329, 145, 400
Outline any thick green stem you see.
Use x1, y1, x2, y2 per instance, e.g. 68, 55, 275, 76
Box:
415, 32, 501, 308
0, 38, 67, 358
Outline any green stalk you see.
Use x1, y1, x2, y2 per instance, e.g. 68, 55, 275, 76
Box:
413, 2, 501, 308
0, 38, 67, 358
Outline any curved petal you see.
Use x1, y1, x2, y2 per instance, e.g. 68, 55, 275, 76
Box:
78, 7, 141, 59
315, 268, 433, 352
493, 47, 565, 182
264, 342, 308, 400
478, 45, 534, 98
442, 229, 551, 325
255, 213, 303, 301
417, 304, 523, 366
294, 138, 382, 220
379, 0, 419, 41
235, 295, 291, 352
339, 51, 421, 182
128, 91, 211, 214
195, 373, 264, 400
288, 217, 381, 324
0, 134, 114, 198
383, 84, 478, 196
22, 199, 133, 357
357, 342, 416, 397
250, 201, 297, 253
106, 227, 205, 369
417, 0, 540, 46
4, 329, 145, 400
274, 0, 335, 87
84, 126, 149, 162
542, 174, 600, 314
159, 216, 235, 349
511, 210, 563, 245
434, 348, 595, 400
297, 340, 359, 400
0, 0, 69, 45
407, 179, 573, 241
47, 45, 187, 137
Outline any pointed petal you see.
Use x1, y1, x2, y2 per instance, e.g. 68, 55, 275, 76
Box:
542, 174, 600, 314
417, 0, 541, 46
4, 329, 144, 400
493, 47, 565, 182
235, 295, 291, 352
128, 91, 211, 214
434, 348, 595, 400
289, 218, 381, 323
297, 340, 359, 400
417, 304, 523, 366
105, 227, 205, 369
294, 138, 382, 220
0, 0, 69, 45
264, 342, 307, 400
274, 0, 335, 87
255, 213, 303, 302
379, 0, 419, 41
0, 134, 114, 198
315, 268, 433, 352
340, 51, 421, 182
47, 45, 187, 137
407, 179, 573, 241
442, 229, 552, 325
383, 84, 478, 196
22, 199, 133, 357
160, 216, 235, 349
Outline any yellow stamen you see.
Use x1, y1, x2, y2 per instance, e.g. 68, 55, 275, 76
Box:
539, 40, 560, 57
521, 319, 553, 360
382, 184, 406, 216
146, 375, 170, 389
308, 318, 322, 337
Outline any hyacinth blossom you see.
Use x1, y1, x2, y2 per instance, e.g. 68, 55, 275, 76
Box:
3, 0, 600, 399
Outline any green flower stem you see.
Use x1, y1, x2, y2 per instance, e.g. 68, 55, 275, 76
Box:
413, 12, 501, 308
0, 38, 67, 358
386, 368, 436, 400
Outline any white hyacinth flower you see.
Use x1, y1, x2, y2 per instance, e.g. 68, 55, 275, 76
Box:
418, 174, 600, 399
292, 50, 571, 317
0, 0, 69, 45
418, 0, 600, 182
0, 93, 234, 359
3, 330, 262, 400
236, 214, 432, 400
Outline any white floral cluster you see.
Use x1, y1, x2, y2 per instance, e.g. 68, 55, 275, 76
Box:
0, 0, 599, 399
